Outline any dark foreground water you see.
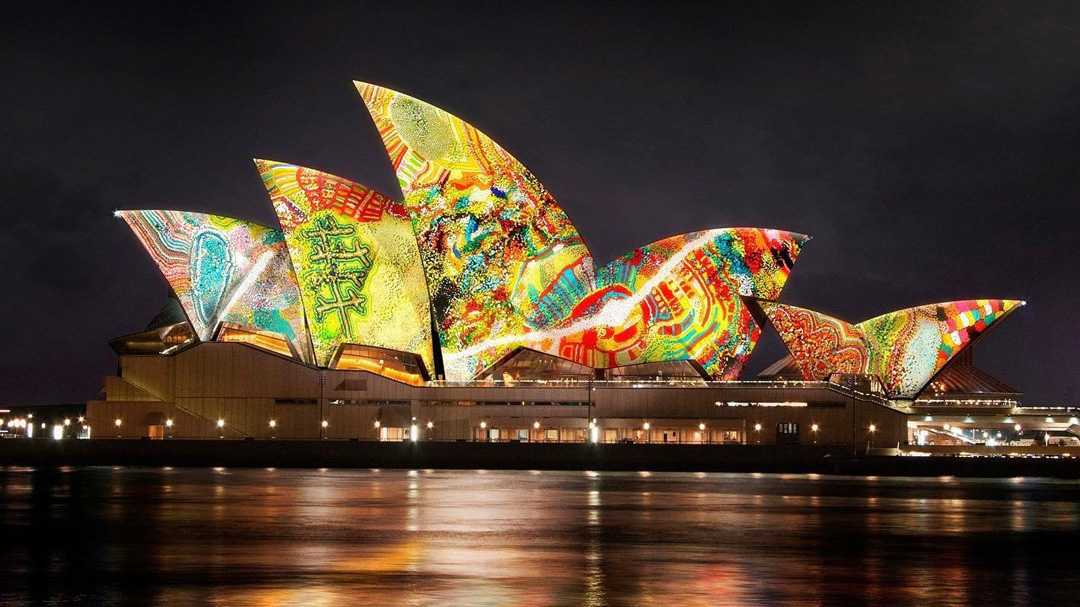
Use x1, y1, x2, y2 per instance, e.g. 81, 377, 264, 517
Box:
1, 467, 1078, 606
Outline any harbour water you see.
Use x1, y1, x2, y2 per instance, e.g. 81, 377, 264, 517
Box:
1, 466, 1077, 606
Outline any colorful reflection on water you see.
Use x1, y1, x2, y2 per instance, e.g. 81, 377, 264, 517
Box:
1, 467, 1078, 606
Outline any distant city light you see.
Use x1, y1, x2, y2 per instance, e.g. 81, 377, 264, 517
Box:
52, 425, 64, 440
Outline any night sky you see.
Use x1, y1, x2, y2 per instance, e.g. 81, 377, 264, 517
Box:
4, 2, 1078, 405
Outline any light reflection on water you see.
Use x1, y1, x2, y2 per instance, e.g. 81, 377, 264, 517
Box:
0, 467, 1078, 606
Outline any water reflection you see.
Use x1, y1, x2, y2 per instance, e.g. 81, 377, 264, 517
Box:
0, 467, 1078, 606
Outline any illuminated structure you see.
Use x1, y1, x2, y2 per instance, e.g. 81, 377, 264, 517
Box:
89, 83, 1042, 449
256, 159, 434, 373
758, 300, 1024, 399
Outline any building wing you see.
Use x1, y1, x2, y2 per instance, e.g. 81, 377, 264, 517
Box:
552, 228, 808, 379
856, 299, 1024, 399
116, 210, 313, 363
255, 160, 435, 371
758, 302, 870, 380
354, 82, 595, 380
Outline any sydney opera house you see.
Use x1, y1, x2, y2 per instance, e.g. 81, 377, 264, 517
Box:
86, 83, 1067, 450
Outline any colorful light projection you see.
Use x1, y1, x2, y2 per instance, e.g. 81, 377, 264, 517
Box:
454, 228, 807, 380
355, 82, 595, 379
554, 228, 807, 379
117, 210, 312, 362
757, 302, 869, 380
761, 299, 1024, 398
255, 160, 434, 371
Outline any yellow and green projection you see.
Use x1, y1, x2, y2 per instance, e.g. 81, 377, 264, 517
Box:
256, 160, 434, 371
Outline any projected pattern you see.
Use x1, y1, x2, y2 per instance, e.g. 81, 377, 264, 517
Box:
256, 160, 434, 370
858, 299, 1023, 398
118, 210, 312, 362
762, 299, 1023, 398
554, 228, 807, 379
356, 82, 595, 380
757, 302, 869, 380
446, 228, 806, 380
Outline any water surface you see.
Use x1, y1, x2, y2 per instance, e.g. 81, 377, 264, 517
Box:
1, 466, 1077, 606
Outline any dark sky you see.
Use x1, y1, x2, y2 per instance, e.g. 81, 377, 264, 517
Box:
4, 1, 1078, 404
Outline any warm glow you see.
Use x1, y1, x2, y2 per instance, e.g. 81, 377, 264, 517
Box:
811, 423, 819, 432
52, 425, 63, 440
426, 421, 434, 429
373, 420, 381, 428
217, 324, 294, 358
269, 419, 277, 428
480, 421, 487, 429
698, 422, 706, 431
321, 420, 329, 428
63, 418, 71, 426
1014, 423, 1022, 432
217, 418, 225, 428
642, 422, 651, 431
114, 418, 122, 427
868, 424, 877, 433
753, 423, 762, 432
533, 420, 541, 429
165, 418, 174, 428
334, 349, 425, 386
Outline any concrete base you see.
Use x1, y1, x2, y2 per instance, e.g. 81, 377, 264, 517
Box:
3, 440, 1080, 477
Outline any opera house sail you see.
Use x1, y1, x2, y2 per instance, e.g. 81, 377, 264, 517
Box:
117, 210, 313, 362
759, 299, 1024, 399
255, 160, 434, 373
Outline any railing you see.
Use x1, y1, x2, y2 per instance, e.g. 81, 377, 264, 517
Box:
423, 378, 892, 406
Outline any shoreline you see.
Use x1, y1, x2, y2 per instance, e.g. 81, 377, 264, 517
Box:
2, 440, 1080, 478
